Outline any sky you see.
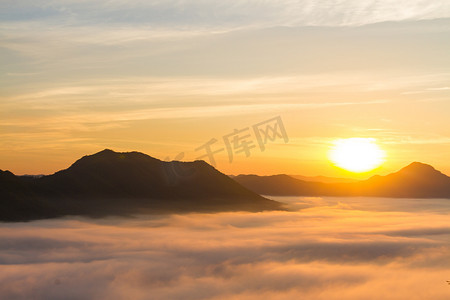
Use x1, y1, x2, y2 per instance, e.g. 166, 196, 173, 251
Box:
1, 196, 450, 299
1, 0, 450, 177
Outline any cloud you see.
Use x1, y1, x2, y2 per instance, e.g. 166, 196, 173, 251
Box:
0, 74, 391, 144
0, 197, 449, 299
1, 1, 450, 176
2, 0, 450, 28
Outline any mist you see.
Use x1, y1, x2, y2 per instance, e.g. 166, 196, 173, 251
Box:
1, 197, 449, 300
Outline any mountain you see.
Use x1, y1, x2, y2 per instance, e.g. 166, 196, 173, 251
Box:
0, 149, 282, 221
232, 174, 329, 196
233, 162, 450, 198
289, 175, 358, 183
353, 162, 450, 198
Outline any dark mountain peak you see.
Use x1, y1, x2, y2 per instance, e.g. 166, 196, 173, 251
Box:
77, 148, 117, 162
404, 161, 435, 170
68, 149, 161, 171
98, 148, 116, 155
1, 150, 282, 221
191, 159, 213, 168
395, 162, 447, 178
0, 169, 15, 177
0, 170, 20, 188
38, 149, 280, 206
84, 149, 159, 160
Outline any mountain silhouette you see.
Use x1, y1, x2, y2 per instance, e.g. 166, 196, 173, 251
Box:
0, 149, 282, 221
288, 175, 357, 183
353, 162, 450, 198
232, 174, 329, 196
234, 162, 450, 198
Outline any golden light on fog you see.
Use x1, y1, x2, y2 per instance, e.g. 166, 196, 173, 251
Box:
329, 138, 385, 173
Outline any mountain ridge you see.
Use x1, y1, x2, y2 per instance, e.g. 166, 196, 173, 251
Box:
0, 149, 283, 221
234, 162, 450, 198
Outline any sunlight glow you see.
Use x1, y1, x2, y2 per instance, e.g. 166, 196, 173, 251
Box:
329, 138, 385, 172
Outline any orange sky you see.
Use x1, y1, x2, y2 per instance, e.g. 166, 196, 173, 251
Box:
1, 2, 449, 178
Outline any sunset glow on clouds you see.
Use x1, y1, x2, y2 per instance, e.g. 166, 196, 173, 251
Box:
1, 197, 449, 299
1, 1, 450, 177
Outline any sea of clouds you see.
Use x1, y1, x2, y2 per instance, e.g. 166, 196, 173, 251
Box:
0, 196, 449, 300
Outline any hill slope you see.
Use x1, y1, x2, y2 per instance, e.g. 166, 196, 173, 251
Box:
0, 150, 282, 221
234, 162, 450, 198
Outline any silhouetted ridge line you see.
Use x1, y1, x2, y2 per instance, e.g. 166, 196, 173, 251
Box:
0, 149, 283, 221
234, 162, 450, 198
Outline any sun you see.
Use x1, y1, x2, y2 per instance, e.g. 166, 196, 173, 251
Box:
329, 138, 385, 173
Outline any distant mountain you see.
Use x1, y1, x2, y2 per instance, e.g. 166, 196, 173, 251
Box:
0, 149, 282, 221
353, 162, 450, 198
289, 175, 358, 183
232, 174, 329, 196
234, 162, 450, 198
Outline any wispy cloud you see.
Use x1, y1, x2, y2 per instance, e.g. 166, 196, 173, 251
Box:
1, 1, 450, 175
0, 101, 388, 133
2, 0, 450, 28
